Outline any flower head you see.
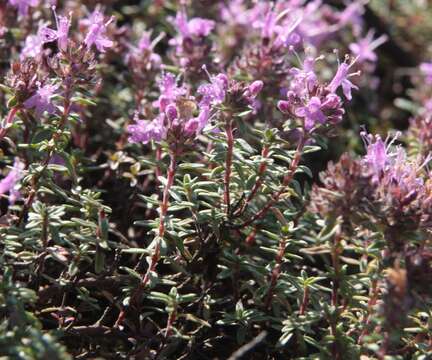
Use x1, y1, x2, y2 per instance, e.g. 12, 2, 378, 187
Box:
128, 73, 211, 145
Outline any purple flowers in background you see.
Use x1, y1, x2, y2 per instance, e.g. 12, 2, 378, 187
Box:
83, 10, 114, 52
0, 158, 24, 205
8, 0, 39, 17
24, 83, 58, 116
349, 31, 387, 63
173, 9, 215, 39
420, 62, 432, 85
21, 30, 44, 60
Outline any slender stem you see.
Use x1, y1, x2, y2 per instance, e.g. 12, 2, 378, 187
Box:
236, 145, 270, 216
17, 83, 73, 225
164, 307, 177, 338
0, 106, 20, 140
264, 235, 287, 310
358, 279, 379, 344
155, 145, 163, 185
299, 286, 309, 315
115, 151, 177, 328
331, 231, 342, 307
224, 119, 234, 215
237, 135, 305, 229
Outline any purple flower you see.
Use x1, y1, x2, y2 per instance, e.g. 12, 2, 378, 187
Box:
21, 31, 44, 60
198, 66, 228, 107
187, 18, 215, 37
289, 57, 318, 97
362, 134, 388, 175
40, 8, 71, 52
295, 96, 326, 130
328, 61, 359, 100
0, 158, 24, 204
361, 131, 402, 182
173, 9, 215, 39
255, 6, 302, 49
155, 73, 187, 112
128, 115, 166, 144
337, 1, 365, 33
128, 72, 212, 144
83, 10, 114, 53
245, 80, 264, 99
126, 31, 163, 70
24, 83, 58, 116
184, 106, 210, 136
278, 59, 346, 132
8, 0, 39, 17
420, 62, 432, 85
349, 31, 387, 63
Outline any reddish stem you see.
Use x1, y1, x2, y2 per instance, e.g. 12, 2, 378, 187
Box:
264, 235, 287, 310
224, 119, 234, 215
115, 151, 177, 328
0, 106, 20, 140
299, 286, 309, 316
237, 145, 270, 216
358, 279, 379, 344
164, 309, 177, 338
331, 232, 342, 307
155, 145, 163, 184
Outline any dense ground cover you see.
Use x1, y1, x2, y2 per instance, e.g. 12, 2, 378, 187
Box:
0, 0, 432, 359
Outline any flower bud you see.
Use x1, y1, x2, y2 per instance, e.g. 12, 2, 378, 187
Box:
248, 80, 264, 98
277, 100, 290, 113
165, 103, 178, 122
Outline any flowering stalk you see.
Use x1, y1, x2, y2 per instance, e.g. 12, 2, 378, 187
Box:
17, 81, 73, 225
238, 134, 305, 229
224, 117, 234, 215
